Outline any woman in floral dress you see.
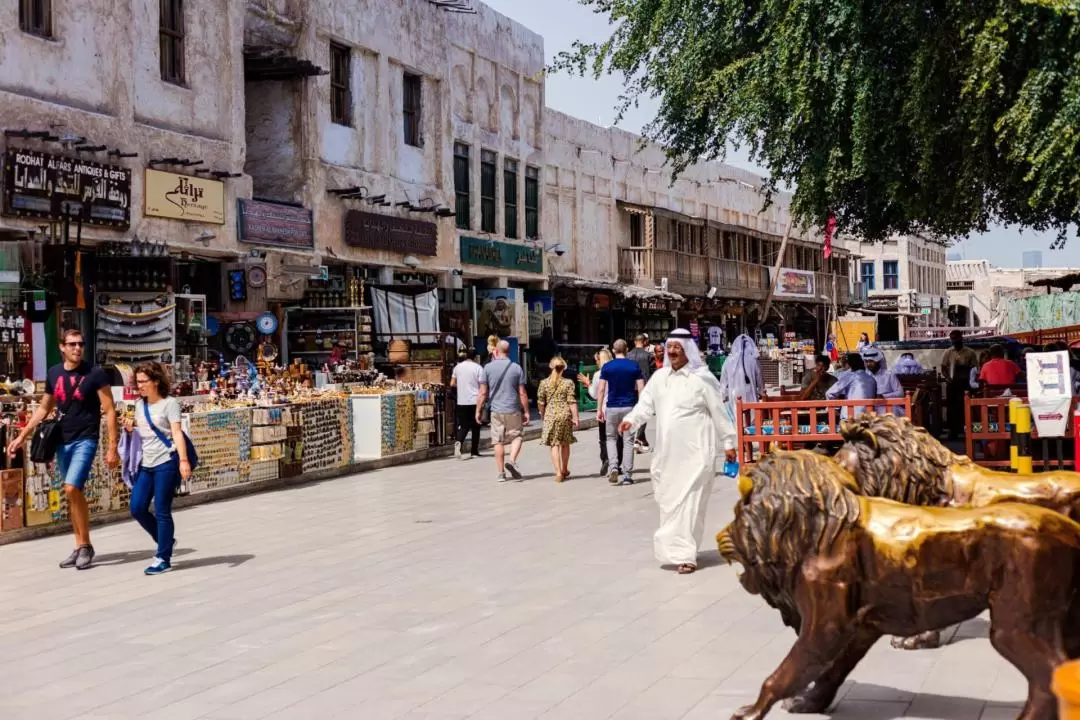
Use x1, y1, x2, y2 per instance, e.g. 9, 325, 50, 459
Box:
538, 356, 580, 482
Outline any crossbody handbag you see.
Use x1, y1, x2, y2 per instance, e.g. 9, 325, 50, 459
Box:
30, 380, 80, 464
141, 400, 199, 492
480, 363, 512, 425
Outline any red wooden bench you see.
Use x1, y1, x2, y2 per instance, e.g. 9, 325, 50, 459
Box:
964, 395, 1078, 471
736, 397, 912, 465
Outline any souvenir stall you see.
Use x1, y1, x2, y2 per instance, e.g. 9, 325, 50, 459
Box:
0, 345, 467, 538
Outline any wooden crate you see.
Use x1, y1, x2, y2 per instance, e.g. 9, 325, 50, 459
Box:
0, 467, 23, 531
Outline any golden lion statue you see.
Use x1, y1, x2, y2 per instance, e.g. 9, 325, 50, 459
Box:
835, 413, 1080, 516
836, 413, 1080, 649
716, 450, 1080, 720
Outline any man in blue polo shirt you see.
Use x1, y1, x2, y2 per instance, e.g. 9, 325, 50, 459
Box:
596, 339, 645, 485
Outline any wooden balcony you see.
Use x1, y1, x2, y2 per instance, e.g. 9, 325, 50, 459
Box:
619, 247, 850, 304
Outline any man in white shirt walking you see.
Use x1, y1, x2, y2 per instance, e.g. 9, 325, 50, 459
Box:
451, 349, 484, 459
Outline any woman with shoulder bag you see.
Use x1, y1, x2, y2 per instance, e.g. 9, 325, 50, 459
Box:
126, 362, 191, 576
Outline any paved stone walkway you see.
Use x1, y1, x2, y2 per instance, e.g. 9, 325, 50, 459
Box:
0, 427, 1024, 720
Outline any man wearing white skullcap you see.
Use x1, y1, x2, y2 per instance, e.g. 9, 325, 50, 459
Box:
619, 329, 737, 575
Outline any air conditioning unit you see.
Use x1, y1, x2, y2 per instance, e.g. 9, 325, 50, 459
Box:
660, 277, 669, 292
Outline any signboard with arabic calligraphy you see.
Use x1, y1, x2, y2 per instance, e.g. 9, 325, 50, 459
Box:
2, 149, 132, 228
144, 169, 225, 224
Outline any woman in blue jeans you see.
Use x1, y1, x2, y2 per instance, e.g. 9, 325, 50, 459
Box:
126, 362, 191, 575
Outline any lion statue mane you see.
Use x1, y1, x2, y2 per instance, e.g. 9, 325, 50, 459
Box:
717, 450, 860, 631
836, 413, 956, 506
836, 413, 1080, 520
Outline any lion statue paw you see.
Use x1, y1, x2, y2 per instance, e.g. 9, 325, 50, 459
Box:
891, 630, 941, 650
781, 692, 833, 714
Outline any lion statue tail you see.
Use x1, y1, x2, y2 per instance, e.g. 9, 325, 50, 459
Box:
716, 527, 737, 564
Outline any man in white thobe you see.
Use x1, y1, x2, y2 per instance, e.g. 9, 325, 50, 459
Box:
619, 329, 738, 575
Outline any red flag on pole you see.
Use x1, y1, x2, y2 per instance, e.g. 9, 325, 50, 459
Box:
824, 210, 836, 259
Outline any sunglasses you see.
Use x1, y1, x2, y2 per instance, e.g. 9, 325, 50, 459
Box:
64, 342, 85, 347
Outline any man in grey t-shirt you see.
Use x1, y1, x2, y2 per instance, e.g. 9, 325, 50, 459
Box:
476, 340, 530, 482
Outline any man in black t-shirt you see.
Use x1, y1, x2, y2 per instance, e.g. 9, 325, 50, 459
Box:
8, 329, 119, 570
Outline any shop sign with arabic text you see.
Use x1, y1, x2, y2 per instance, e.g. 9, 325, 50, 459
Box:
144, 169, 225, 224
237, 199, 314, 249
3, 149, 132, 228
459, 236, 543, 273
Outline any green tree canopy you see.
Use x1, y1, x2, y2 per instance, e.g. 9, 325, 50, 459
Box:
553, 0, 1080, 243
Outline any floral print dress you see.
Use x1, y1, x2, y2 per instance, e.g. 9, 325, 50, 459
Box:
538, 377, 577, 446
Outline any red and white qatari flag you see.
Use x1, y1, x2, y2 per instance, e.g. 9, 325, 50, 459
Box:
823, 210, 836, 260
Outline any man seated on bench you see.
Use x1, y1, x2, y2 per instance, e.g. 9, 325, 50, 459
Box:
826, 353, 879, 419
799, 354, 837, 402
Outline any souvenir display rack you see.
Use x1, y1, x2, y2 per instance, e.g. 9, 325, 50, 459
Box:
0, 289, 29, 377
250, 405, 292, 483
414, 389, 435, 451
184, 408, 251, 493
299, 398, 352, 473
282, 306, 373, 366
94, 292, 176, 366
4, 382, 458, 536
381, 392, 416, 456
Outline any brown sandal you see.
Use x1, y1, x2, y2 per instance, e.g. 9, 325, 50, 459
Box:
677, 564, 697, 575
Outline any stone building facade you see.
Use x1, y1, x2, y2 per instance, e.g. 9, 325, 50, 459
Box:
845, 236, 947, 340
542, 110, 851, 343
0, 0, 250, 252
244, 0, 546, 298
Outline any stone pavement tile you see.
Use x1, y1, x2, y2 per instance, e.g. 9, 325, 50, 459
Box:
980, 704, 1024, 720
466, 695, 554, 720
906, 693, 986, 720
986, 665, 1028, 704
514, 670, 602, 705
414, 681, 514, 715
684, 693, 910, 720
608, 677, 716, 720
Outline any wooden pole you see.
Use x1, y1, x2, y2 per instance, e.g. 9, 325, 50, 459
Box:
760, 219, 793, 325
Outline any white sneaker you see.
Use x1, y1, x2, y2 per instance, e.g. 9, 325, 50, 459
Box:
454, 441, 462, 459
497, 472, 508, 482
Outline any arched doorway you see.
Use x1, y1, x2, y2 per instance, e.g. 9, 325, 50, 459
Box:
948, 304, 977, 326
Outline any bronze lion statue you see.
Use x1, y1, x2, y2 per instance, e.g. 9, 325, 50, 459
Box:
836, 413, 1080, 650
716, 450, 1080, 720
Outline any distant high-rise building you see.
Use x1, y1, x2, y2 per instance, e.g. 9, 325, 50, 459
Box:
1022, 250, 1043, 268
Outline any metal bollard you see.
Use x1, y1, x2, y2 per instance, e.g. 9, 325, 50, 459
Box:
1009, 398, 1033, 474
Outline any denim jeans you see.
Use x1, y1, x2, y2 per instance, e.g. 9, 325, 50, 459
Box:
130, 456, 178, 562
56, 438, 98, 490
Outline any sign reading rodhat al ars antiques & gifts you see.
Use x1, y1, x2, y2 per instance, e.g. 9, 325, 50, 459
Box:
237, 199, 314, 249
144, 169, 225, 224
343, 209, 437, 256
3, 149, 132, 228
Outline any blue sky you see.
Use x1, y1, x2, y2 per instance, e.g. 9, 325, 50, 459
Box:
482, 0, 1078, 269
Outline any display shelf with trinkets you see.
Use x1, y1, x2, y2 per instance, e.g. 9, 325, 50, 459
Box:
299, 398, 352, 473
183, 407, 252, 493
94, 241, 172, 305
94, 291, 176, 367
0, 290, 30, 377
282, 306, 372, 366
